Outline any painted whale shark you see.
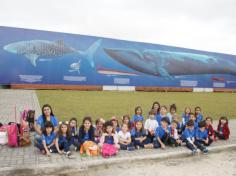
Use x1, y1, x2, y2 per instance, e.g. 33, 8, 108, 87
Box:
104, 48, 236, 79
3, 39, 102, 67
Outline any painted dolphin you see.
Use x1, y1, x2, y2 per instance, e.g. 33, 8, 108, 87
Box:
3, 39, 102, 67
104, 48, 236, 79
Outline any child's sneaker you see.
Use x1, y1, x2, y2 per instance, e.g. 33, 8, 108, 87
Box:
192, 149, 197, 155
203, 149, 208, 154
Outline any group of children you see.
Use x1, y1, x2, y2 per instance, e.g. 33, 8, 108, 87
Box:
34, 103, 230, 158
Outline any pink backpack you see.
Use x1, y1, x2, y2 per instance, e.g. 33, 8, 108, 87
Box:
102, 143, 118, 158
7, 123, 18, 147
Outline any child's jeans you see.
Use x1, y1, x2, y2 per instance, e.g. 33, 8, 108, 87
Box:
168, 137, 180, 147
194, 140, 207, 151
132, 139, 149, 148
119, 143, 134, 150
196, 138, 213, 146
35, 141, 55, 152
153, 133, 169, 148
184, 139, 196, 151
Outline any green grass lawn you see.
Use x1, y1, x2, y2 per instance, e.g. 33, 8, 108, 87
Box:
36, 90, 236, 124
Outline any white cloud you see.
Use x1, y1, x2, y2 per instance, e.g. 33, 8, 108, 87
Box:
0, 0, 235, 54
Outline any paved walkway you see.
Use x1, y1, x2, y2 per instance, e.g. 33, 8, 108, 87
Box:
0, 89, 41, 124
0, 89, 236, 176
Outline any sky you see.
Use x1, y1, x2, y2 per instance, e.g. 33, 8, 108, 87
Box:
0, 0, 235, 55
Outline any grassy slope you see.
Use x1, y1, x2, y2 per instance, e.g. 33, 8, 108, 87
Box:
36, 90, 236, 123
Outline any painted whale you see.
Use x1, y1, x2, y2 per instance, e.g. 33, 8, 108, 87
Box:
3, 39, 102, 67
104, 48, 236, 79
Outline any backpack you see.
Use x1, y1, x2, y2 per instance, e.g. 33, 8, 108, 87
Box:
7, 123, 19, 147
0, 125, 8, 145
102, 143, 118, 158
26, 110, 35, 132
19, 110, 31, 147
80, 141, 99, 156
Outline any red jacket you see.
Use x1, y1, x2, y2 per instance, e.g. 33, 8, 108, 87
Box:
217, 120, 230, 140
206, 124, 215, 138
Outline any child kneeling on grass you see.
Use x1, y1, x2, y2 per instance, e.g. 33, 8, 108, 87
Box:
100, 121, 119, 158
35, 121, 56, 157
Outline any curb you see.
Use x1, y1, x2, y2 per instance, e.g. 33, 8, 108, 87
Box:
2, 143, 236, 176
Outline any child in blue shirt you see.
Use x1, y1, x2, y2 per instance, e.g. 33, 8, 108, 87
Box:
182, 120, 208, 154
55, 122, 74, 158
153, 117, 170, 149
132, 106, 144, 122
69, 117, 80, 151
195, 121, 212, 147
35, 121, 56, 157
195, 106, 204, 123
181, 120, 197, 154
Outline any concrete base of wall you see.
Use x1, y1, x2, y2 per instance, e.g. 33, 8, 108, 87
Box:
10, 84, 236, 92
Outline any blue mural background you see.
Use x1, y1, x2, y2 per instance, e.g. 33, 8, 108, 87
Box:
0, 26, 236, 88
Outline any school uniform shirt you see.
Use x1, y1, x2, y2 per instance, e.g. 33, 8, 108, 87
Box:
132, 115, 144, 122
130, 128, 146, 138
36, 115, 58, 129
182, 114, 190, 126
196, 114, 203, 123
194, 121, 198, 129
82, 132, 90, 143
70, 127, 77, 137
42, 132, 56, 145
195, 128, 208, 141
182, 128, 195, 144
156, 114, 169, 126
155, 126, 170, 139
118, 131, 131, 141
144, 118, 159, 132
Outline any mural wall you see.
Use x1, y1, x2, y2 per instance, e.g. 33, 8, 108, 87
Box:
0, 26, 236, 88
